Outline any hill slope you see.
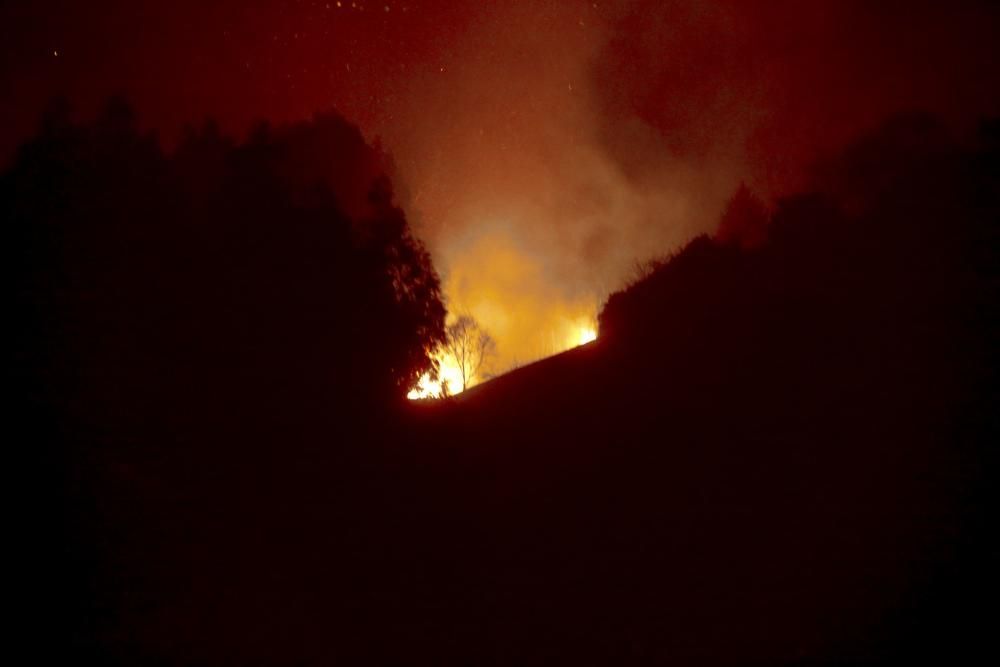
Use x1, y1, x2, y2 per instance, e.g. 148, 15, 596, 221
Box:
396, 114, 998, 665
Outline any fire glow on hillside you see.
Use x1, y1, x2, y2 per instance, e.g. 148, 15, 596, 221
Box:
405, 222, 602, 400
407, 319, 598, 400
407, 350, 465, 400
577, 326, 598, 346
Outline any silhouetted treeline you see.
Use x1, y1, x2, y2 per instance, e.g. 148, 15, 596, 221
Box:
8, 99, 445, 660
10, 99, 445, 411
599, 113, 998, 446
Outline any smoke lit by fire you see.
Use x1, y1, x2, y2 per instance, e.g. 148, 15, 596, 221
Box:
9, 2, 996, 401
381, 0, 1000, 401
406, 214, 609, 399
407, 264, 597, 400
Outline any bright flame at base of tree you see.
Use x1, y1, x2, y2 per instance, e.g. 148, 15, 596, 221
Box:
577, 326, 598, 346
407, 350, 467, 399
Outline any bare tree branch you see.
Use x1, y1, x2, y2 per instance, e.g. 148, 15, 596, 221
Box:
444, 315, 497, 391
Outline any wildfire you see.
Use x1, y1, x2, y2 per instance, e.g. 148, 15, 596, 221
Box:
406, 227, 601, 400
406, 350, 466, 399
407, 317, 598, 400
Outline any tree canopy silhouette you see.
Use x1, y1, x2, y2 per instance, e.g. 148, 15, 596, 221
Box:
10, 99, 446, 426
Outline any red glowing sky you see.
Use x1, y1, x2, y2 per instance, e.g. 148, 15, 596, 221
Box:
4, 0, 999, 368
2, 1, 497, 155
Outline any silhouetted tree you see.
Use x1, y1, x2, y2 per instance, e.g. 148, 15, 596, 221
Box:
443, 315, 497, 392
10, 100, 445, 420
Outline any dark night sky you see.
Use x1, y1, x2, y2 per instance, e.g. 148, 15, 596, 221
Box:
4, 0, 999, 366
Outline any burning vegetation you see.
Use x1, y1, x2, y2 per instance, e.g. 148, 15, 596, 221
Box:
408, 311, 598, 399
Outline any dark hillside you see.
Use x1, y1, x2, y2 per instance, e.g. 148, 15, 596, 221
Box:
11, 106, 997, 665
400, 114, 998, 665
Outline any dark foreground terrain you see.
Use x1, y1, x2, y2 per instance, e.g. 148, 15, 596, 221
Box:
12, 108, 998, 664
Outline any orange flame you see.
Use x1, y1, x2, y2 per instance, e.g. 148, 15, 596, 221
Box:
407, 227, 600, 399
406, 350, 466, 399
